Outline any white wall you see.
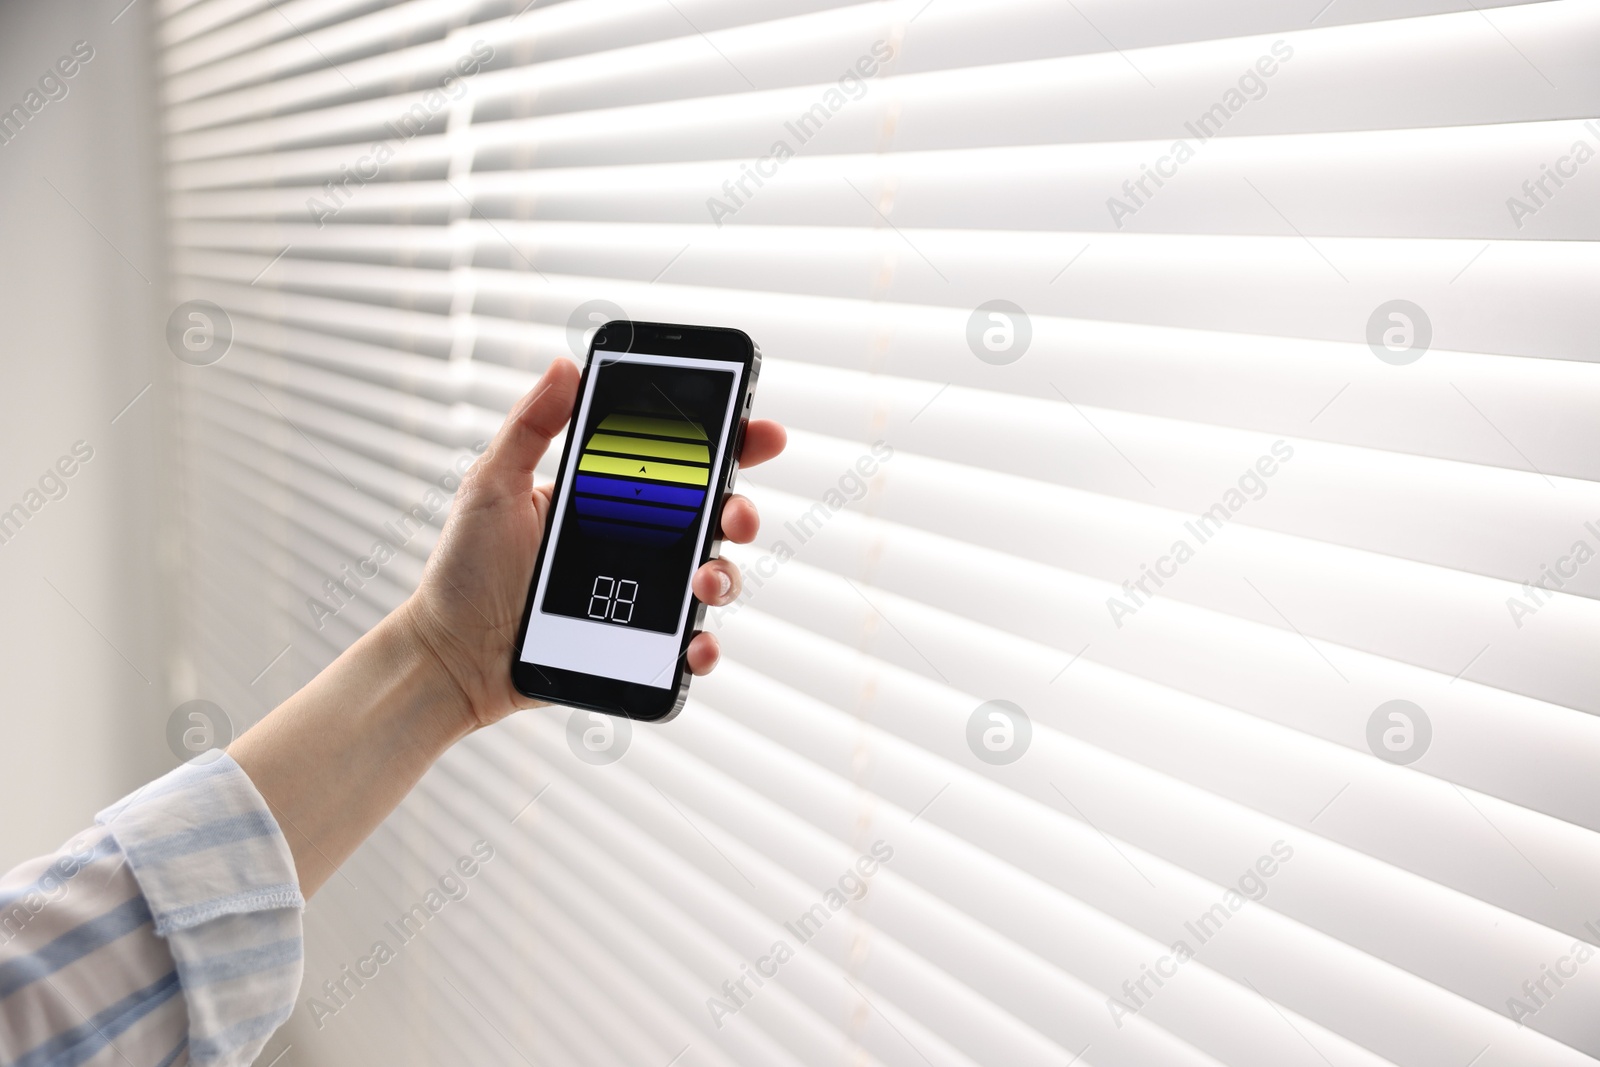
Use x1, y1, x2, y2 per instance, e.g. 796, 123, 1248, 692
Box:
0, 0, 174, 866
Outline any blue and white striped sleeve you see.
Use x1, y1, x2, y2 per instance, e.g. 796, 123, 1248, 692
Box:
0, 753, 305, 1067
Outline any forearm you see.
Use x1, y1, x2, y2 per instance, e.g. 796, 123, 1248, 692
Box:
228, 601, 475, 898
222, 360, 780, 899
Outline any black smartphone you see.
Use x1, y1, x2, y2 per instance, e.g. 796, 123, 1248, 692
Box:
510, 320, 761, 723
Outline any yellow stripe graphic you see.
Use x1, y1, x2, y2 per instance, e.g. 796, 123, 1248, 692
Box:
598, 414, 708, 441
579, 453, 711, 486
585, 433, 709, 464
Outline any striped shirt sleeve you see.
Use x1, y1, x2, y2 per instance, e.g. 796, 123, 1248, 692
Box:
0, 753, 305, 1067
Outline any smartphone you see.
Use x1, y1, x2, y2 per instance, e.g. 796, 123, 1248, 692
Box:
510, 320, 760, 722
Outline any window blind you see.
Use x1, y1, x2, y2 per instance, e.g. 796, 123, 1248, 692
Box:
155, 1, 1600, 1065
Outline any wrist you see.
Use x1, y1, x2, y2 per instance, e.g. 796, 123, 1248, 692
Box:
392, 594, 490, 738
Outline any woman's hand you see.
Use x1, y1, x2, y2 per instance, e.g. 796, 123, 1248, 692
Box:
401, 357, 787, 733
229, 356, 782, 895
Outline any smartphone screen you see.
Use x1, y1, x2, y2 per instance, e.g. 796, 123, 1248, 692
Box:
516, 345, 745, 693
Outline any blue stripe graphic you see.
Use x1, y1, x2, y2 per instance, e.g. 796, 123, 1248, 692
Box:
575, 496, 697, 528
575, 474, 705, 508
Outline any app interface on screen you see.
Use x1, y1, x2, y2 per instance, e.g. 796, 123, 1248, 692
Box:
539, 357, 735, 635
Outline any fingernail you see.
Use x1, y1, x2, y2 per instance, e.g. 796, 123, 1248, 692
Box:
716, 571, 731, 597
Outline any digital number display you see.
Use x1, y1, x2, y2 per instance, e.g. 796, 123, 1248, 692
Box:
539, 358, 735, 635
587, 576, 638, 623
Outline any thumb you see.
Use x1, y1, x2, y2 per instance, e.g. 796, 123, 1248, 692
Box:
479, 358, 580, 488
